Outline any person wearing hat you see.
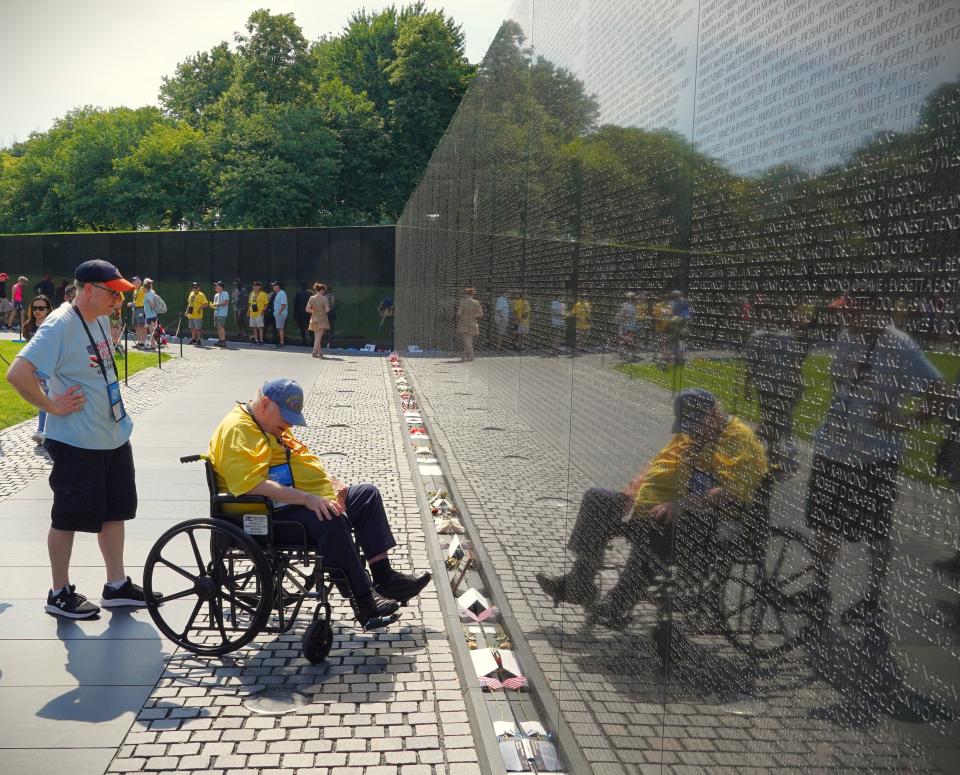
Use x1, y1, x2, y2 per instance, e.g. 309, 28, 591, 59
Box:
127, 276, 147, 348
206, 379, 432, 630
8, 275, 28, 331
209, 281, 230, 348
247, 281, 269, 346
185, 282, 210, 346
6, 260, 159, 619
536, 388, 766, 628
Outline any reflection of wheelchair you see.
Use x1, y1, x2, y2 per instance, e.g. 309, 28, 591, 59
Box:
143, 455, 346, 663
596, 473, 817, 665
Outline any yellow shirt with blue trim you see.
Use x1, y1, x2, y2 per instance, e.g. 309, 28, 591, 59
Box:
133, 287, 145, 308
632, 416, 767, 515
207, 405, 335, 510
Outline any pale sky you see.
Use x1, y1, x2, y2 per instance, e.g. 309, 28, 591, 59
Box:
0, 0, 512, 148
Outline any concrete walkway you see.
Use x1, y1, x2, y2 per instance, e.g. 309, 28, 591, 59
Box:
0, 343, 480, 774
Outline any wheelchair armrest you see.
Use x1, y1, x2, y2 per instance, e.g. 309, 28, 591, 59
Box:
213, 493, 271, 506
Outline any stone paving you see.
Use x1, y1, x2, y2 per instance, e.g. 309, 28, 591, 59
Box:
0, 344, 480, 775
402, 352, 960, 775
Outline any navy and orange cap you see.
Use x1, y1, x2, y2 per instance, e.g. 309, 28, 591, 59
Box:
75, 260, 136, 292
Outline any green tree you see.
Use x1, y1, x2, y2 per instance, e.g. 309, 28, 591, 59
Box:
234, 9, 315, 104
159, 42, 235, 126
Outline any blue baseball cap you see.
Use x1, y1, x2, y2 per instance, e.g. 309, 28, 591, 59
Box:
262, 379, 307, 426
672, 388, 717, 435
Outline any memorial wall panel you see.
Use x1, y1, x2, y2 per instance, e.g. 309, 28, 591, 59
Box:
396, 0, 960, 771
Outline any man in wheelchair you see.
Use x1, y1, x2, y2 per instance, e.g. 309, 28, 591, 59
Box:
536, 388, 767, 628
207, 378, 431, 630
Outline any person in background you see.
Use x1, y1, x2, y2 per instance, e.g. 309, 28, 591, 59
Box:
325, 284, 337, 349
306, 283, 330, 359
568, 294, 593, 354
248, 281, 268, 346
493, 292, 511, 350
512, 292, 531, 350
668, 289, 692, 367
233, 279, 249, 339
264, 285, 278, 345
34, 272, 55, 299
128, 276, 147, 349
271, 280, 288, 348
21, 294, 54, 446
142, 279, 159, 350
456, 288, 483, 362
209, 280, 230, 349
294, 282, 313, 347
9, 275, 28, 331
378, 296, 394, 335
0, 272, 12, 332
61, 284, 77, 306
549, 293, 566, 352
55, 279, 68, 307
185, 282, 209, 347
109, 292, 124, 350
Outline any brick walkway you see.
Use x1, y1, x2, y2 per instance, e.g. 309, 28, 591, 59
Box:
0, 345, 480, 775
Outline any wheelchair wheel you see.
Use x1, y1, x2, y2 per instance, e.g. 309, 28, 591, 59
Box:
144, 518, 273, 656
302, 617, 334, 664
716, 527, 817, 659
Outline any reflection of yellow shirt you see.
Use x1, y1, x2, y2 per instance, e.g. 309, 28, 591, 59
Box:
133, 287, 145, 308
207, 405, 334, 512
248, 290, 269, 318
513, 298, 530, 325
633, 417, 766, 515
186, 291, 208, 320
653, 301, 673, 333
571, 300, 592, 331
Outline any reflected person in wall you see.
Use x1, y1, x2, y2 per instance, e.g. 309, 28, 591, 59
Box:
536, 388, 767, 627
800, 293, 945, 629
456, 287, 483, 362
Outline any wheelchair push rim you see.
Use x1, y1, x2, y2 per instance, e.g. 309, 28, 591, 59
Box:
716, 526, 818, 659
144, 518, 273, 656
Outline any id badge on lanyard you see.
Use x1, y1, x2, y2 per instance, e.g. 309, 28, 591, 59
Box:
108, 381, 127, 422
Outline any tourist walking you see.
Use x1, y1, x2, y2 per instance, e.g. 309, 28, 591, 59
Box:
9, 275, 28, 331
456, 288, 483, 361
306, 283, 330, 358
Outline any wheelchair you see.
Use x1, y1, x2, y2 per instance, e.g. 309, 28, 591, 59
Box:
142, 455, 347, 663
593, 472, 818, 665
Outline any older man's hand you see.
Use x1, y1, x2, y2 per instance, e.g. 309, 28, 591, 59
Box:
304, 493, 344, 521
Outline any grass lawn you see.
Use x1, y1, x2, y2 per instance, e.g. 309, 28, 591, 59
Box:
617, 350, 960, 483
0, 340, 170, 430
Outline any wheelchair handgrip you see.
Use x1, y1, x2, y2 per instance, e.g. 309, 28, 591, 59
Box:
180, 454, 203, 463
213, 493, 271, 505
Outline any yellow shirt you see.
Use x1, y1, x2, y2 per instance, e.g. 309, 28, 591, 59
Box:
571, 300, 592, 331
248, 290, 269, 318
653, 301, 673, 333
186, 291, 208, 320
633, 417, 767, 515
133, 287, 145, 308
207, 405, 335, 511
513, 298, 530, 325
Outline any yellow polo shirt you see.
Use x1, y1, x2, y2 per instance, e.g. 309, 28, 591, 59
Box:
133, 287, 145, 309
633, 416, 767, 515
207, 405, 335, 511
571, 300, 592, 331
186, 291, 208, 320
248, 290, 269, 318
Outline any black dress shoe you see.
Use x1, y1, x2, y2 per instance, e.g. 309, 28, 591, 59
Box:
374, 571, 432, 605
352, 591, 401, 630
535, 572, 598, 608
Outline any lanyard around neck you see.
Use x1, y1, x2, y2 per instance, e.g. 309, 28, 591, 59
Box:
72, 304, 118, 386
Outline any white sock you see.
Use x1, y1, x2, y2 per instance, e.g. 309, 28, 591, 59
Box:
107, 578, 128, 590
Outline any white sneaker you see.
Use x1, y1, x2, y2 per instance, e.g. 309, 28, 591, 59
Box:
31, 432, 45, 446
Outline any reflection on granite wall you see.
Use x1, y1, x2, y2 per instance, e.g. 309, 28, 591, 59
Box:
396, 0, 960, 771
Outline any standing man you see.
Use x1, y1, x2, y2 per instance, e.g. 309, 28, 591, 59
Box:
232, 279, 249, 339
210, 280, 230, 349
185, 282, 209, 347
127, 276, 147, 348
493, 292, 511, 350
6, 260, 157, 619
271, 280, 288, 348
325, 284, 337, 349
34, 272, 55, 299
293, 282, 313, 347
248, 281, 268, 346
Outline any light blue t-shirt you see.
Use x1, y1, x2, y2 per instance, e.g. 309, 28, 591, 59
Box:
18, 304, 133, 450
144, 289, 158, 320
273, 290, 288, 317
212, 290, 229, 318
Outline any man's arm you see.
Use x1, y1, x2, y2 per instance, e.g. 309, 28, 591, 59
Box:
6, 357, 85, 416
245, 479, 344, 521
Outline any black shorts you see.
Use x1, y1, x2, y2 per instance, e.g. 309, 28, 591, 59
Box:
804, 454, 899, 543
45, 439, 138, 533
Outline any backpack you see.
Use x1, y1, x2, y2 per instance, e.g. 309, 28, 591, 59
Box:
153, 294, 168, 314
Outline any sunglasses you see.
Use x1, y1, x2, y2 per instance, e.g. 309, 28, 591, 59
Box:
32, 305, 50, 312
90, 283, 123, 299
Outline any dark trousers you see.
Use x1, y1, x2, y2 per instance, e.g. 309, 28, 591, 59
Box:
273, 484, 397, 595
295, 316, 312, 346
